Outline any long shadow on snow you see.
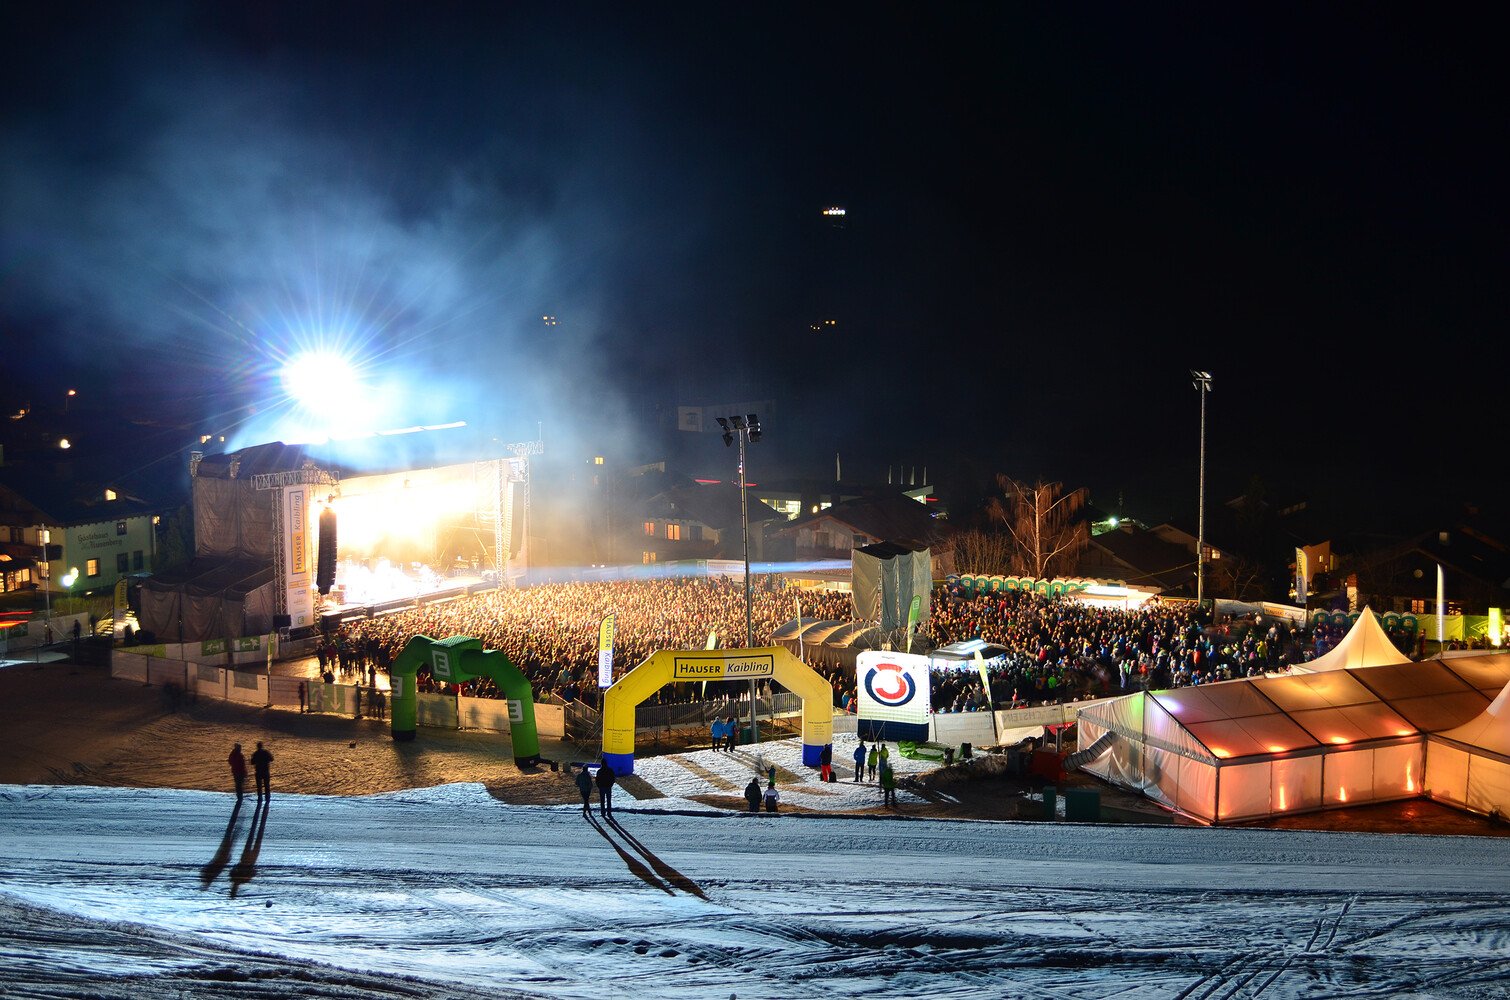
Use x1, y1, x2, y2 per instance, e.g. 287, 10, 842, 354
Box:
228, 798, 271, 897
585, 813, 673, 895
607, 815, 708, 900
198, 797, 244, 888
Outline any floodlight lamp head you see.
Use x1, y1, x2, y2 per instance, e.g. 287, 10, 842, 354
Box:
722, 431, 734, 447
715, 416, 730, 431
730, 415, 746, 429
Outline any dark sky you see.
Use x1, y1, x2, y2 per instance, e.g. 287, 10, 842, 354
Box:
2, 3, 1503, 524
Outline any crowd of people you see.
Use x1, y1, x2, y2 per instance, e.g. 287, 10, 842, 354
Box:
917, 586, 1324, 712
326, 572, 1361, 717
333, 575, 853, 708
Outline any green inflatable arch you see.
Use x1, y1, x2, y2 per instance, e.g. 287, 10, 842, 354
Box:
388, 635, 543, 768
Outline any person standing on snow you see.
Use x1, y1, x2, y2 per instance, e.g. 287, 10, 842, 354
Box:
853, 741, 866, 781
744, 778, 762, 813
576, 765, 595, 817
227, 743, 247, 802
250, 742, 273, 802
595, 761, 616, 817
880, 761, 897, 807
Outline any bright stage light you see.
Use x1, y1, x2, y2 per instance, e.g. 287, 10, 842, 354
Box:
282, 351, 361, 412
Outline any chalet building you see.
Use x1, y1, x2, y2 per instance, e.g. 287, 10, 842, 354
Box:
0, 472, 167, 597
632, 478, 785, 565
765, 490, 955, 576
1338, 521, 1510, 617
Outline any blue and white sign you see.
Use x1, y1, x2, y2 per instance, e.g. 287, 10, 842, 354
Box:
856, 650, 931, 727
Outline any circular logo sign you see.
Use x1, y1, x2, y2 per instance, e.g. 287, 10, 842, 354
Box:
863, 662, 916, 707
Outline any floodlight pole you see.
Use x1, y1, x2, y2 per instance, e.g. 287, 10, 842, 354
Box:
737, 427, 756, 744
1192, 371, 1213, 607
718, 414, 760, 745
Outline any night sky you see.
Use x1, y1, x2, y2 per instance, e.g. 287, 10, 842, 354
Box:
2, 4, 1503, 525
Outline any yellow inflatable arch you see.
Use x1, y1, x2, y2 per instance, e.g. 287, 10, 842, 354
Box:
601, 646, 834, 776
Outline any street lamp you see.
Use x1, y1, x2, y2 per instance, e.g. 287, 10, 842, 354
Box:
1191, 370, 1213, 606
716, 413, 763, 743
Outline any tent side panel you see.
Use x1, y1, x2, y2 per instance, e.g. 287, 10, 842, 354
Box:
1142, 745, 1181, 813
1271, 755, 1323, 814
1465, 756, 1510, 817
1173, 756, 1217, 821
1217, 761, 1272, 821
1425, 740, 1471, 809
1322, 747, 1376, 807
1077, 717, 1152, 795
1373, 742, 1425, 799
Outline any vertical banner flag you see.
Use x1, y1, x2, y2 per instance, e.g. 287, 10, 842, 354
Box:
597, 613, 616, 688
1437, 564, 1445, 649
974, 649, 993, 706
905, 594, 922, 651
796, 594, 804, 660
1295, 547, 1310, 606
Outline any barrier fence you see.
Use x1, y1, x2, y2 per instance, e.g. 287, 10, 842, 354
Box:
110, 650, 571, 738
110, 648, 1103, 747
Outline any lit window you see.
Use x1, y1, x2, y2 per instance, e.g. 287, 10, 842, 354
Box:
104, 489, 118, 501
642, 551, 657, 564
667, 524, 681, 541
644, 521, 655, 536
87, 559, 101, 577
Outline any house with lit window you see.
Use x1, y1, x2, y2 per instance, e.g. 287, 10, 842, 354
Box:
765, 490, 956, 575
0, 472, 169, 599
633, 479, 785, 565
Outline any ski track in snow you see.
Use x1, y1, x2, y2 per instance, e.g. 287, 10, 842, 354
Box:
4, 781, 1510, 999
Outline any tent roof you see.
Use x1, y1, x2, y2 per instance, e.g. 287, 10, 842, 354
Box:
1081, 652, 1510, 764
826, 622, 881, 647
1289, 607, 1411, 674
1432, 681, 1510, 760
1426, 654, 1510, 760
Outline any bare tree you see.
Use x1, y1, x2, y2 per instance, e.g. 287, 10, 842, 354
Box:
986, 476, 1089, 579
1212, 553, 1268, 602
950, 528, 1015, 576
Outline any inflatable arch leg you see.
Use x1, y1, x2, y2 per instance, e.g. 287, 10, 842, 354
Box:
388, 635, 543, 768
601, 647, 833, 776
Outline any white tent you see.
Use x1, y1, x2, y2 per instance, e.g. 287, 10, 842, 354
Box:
1426, 667, 1510, 818
1076, 654, 1510, 823
1289, 607, 1411, 674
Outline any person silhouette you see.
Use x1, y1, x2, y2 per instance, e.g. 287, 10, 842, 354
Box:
595, 761, 616, 817
250, 742, 273, 801
576, 765, 594, 817
227, 743, 247, 802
